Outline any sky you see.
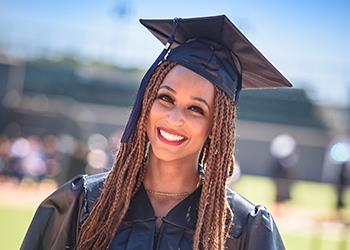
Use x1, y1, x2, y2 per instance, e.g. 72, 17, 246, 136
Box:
1, 0, 350, 107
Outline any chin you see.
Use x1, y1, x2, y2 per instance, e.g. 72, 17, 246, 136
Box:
150, 145, 197, 163
150, 146, 181, 162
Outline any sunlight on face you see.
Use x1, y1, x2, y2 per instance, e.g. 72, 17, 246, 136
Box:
146, 65, 215, 163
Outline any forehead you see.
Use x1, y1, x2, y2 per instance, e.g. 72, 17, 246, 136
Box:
160, 65, 215, 100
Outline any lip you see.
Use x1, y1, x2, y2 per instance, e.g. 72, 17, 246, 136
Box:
157, 127, 188, 146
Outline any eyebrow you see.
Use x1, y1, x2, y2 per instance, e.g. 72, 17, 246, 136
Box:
159, 85, 176, 93
159, 84, 210, 109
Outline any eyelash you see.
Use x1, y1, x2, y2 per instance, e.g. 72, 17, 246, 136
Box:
158, 94, 174, 104
189, 106, 204, 115
157, 94, 205, 115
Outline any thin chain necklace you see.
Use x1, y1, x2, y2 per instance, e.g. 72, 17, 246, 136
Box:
145, 188, 190, 197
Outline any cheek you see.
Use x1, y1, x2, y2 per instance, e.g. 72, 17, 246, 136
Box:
147, 103, 164, 133
188, 117, 211, 142
148, 103, 164, 123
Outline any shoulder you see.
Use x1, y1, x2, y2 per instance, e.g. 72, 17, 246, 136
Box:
226, 187, 279, 237
81, 171, 109, 200
40, 174, 86, 207
79, 171, 109, 223
226, 187, 254, 237
226, 189, 285, 250
21, 174, 95, 249
42, 171, 108, 206
41, 171, 109, 223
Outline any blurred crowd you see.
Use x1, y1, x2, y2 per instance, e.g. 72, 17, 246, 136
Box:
1, 132, 349, 211
0, 132, 121, 185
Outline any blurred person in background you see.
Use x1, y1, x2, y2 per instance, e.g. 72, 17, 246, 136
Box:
65, 142, 88, 180
8, 136, 28, 182
336, 161, 349, 213
323, 140, 350, 218
55, 134, 84, 185
85, 133, 110, 175
21, 15, 292, 250
42, 135, 61, 179
1, 135, 63, 183
0, 136, 11, 179
270, 134, 298, 216
21, 136, 47, 182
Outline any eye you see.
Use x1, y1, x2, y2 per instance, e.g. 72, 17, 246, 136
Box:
189, 105, 205, 115
157, 94, 174, 104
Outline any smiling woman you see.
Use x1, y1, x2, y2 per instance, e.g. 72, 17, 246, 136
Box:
21, 15, 291, 250
146, 65, 214, 162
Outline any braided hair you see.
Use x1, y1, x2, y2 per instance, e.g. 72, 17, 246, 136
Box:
77, 61, 237, 250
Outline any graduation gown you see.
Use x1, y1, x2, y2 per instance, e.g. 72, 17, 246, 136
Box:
21, 172, 285, 250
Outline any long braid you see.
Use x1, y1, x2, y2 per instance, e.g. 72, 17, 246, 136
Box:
193, 88, 236, 250
77, 61, 237, 250
77, 61, 176, 249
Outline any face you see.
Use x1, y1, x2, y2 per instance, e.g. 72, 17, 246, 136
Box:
146, 65, 215, 163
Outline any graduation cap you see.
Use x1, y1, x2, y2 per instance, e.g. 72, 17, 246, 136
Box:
121, 15, 292, 143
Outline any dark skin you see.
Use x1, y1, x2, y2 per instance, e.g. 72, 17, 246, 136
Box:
144, 65, 215, 229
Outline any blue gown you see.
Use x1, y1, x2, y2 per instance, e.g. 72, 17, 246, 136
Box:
21, 172, 285, 250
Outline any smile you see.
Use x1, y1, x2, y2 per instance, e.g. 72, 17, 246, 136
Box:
157, 127, 188, 145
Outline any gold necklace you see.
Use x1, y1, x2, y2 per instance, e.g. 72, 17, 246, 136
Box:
145, 188, 190, 197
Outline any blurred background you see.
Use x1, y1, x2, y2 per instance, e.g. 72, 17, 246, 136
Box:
0, 0, 349, 249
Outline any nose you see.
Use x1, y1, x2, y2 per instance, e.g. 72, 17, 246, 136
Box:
166, 107, 184, 127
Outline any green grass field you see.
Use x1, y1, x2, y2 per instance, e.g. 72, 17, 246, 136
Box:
235, 176, 350, 250
1, 176, 349, 250
236, 175, 350, 218
0, 206, 35, 250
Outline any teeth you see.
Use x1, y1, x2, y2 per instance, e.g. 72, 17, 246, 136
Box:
159, 129, 184, 142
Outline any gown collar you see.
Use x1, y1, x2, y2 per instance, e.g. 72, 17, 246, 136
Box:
124, 184, 202, 230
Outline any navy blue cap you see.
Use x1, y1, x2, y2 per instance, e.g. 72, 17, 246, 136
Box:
121, 15, 292, 143
167, 39, 241, 100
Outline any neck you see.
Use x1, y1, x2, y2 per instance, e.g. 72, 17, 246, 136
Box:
143, 150, 201, 194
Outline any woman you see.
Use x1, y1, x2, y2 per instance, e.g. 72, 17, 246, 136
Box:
21, 15, 290, 250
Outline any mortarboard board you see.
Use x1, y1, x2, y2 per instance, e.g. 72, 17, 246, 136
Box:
121, 15, 292, 143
